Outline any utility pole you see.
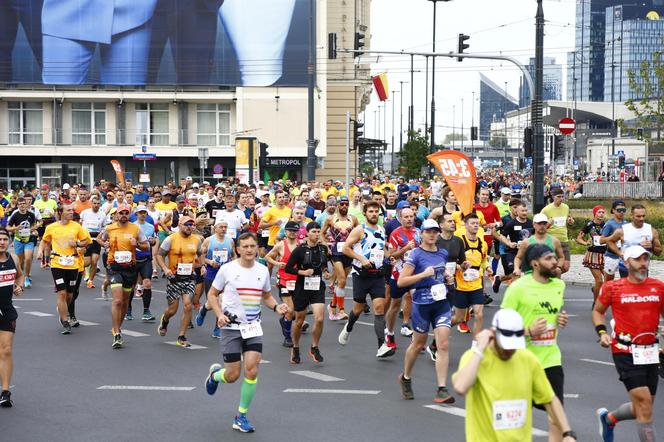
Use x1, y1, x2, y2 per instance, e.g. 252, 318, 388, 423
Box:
409, 55, 414, 140
306, 0, 316, 180
429, 1, 438, 154
471, 91, 475, 159
532, 0, 545, 212
391, 91, 397, 173
399, 81, 407, 151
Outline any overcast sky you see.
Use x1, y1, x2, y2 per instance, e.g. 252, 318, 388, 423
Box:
363, 0, 577, 146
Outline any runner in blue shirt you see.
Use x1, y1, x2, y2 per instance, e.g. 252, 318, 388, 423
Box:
601, 200, 628, 280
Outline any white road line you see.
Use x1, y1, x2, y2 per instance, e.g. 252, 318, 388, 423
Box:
565, 299, 593, 302
283, 388, 380, 395
14, 305, 21, 309
164, 341, 208, 350
24, 311, 54, 317
564, 394, 580, 399
152, 289, 166, 294
13, 298, 43, 301
77, 320, 100, 326
290, 371, 345, 382
97, 385, 195, 391
95, 297, 110, 301
580, 358, 614, 367
122, 329, 150, 337
425, 405, 548, 437
260, 360, 271, 364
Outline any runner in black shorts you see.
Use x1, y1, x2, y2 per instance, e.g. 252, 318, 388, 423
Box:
0, 227, 24, 408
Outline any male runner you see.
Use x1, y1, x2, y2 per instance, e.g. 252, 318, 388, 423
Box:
6, 197, 37, 288
474, 187, 502, 304
541, 187, 574, 273
494, 200, 533, 289
258, 190, 291, 269
34, 185, 57, 239
0, 228, 24, 408
204, 233, 289, 433
215, 193, 248, 241
339, 201, 394, 358
595, 245, 664, 442
80, 196, 106, 288
605, 203, 662, 259
513, 213, 565, 277
254, 191, 272, 257
132, 205, 157, 322
601, 200, 628, 281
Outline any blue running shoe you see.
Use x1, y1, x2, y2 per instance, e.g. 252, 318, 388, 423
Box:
212, 326, 221, 339
205, 363, 222, 395
24, 277, 31, 289
597, 408, 614, 442
195, 306, 207, 327
233, 413, 255, 433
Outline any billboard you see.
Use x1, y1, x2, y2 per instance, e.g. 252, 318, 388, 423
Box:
0, 0, 310, 87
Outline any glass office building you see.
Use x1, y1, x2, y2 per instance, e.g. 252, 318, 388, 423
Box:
479, 74, 519, 142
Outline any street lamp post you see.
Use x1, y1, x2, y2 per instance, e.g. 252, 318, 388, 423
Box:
427, 0, 452, 161
532, 0, 546, 213
392, 90, 398, 173
399, 81, 408, 151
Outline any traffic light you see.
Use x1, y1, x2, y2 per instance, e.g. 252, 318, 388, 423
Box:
457, 34, 470, 62
354, 32, 365, 58
618, 155, 625, 168
352, 120, 364, 151
328, 33, 337, 60
470, 126, 478, 141
259, 142, 269, 167
554, 135, 565, 161
637, 127, 644, 140
523, 127, 533, 157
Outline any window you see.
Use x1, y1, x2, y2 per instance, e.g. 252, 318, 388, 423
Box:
72, 102, 106, 145
136, 103, 169, 146
8, 102, 42, 145
197, 103, 231, 146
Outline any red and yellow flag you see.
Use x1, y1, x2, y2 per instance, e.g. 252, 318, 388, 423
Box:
427, 150, 477, 216
372, 73, 389, 101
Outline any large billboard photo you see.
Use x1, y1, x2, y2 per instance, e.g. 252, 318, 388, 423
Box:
0, 0, 310, 87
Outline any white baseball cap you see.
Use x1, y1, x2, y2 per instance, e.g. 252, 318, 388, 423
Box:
492, 309, 526, 350
421, 219, 441, 231
500, 187, 511, 195
623, 245, 652, 261
533, 213, 549, 224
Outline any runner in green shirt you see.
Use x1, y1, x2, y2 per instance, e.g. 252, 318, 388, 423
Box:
501, 243, 570, 441
540, 187, 574, 273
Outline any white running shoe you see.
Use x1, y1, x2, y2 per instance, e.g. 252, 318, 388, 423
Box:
338, 324, 350, 345
376, 342, 396, 358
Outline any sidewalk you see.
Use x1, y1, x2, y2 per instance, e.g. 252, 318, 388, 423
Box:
561, 254, 664, 286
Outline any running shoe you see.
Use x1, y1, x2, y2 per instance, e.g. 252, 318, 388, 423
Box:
457, 322, 471, 334
142, 310, 155, 321
124, 311, 133, 321
70, 316, 80, 328
301, 321, 310, 333
327, 304, 338, 321
61, 320, 72, 335
492, 277, 502, 294
282, 336, 293, 348
196, 305, 208, 326
0, 390, 12, 408
337, 309, 348, 320
152, 270, 158, 279
426, 343, 437, 362
377, 342, 396, 358
483, 294, 494, 305
596, 408, 614, 442
338, 323, 350, 345
433, 386, 455, 404
233, 413, 255, 433
101, 286, 108, 300
135, 286, 143, 298
24, 277, 31, 289
86, 279, 94, 289
385, 333, 397, 349
212, 326, 221, 339
158, 315, 168, 336
363, 304, 370, 314
205, 363, 222, 395
176, 336, 191, 348
398, 373, 414, 400
112, 333, 123, 349
309, 346, 324, 363
290, 347, 301, 364
400, 323, 413, 337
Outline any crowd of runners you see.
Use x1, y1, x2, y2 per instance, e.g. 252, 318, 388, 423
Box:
0, 173, 662, 441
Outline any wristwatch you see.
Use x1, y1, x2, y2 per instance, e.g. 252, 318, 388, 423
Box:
562, 430, 577, 440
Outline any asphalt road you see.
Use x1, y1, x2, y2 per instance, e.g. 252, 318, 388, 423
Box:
3, 268, 662, 442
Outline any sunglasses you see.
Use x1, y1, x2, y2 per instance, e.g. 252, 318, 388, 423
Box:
497, 327, 524, 337
339, 202, 349, 206
615, 208, 627, 213
183, 222, 195, 227
117, 211, 130, 215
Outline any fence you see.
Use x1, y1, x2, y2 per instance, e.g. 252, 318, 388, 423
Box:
582, 182, 664, 199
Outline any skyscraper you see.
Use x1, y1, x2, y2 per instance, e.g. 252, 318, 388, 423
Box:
479, 74, 519, 142
519, 57, 563, 107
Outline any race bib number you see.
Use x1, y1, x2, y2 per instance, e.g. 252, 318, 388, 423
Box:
0, 269, 17, 287
632, 344, 659, 365
514, 225, 522, 231
176, 263, 193, 276
239, 321, 263, 339
227, 229, 237, 239
386, 209, 396, 219
261, 230, 270, 238
553, 217, 566, 227
362, 189, 370, 196
592, 235, 602, 247
530, 325, 557, 347
430, 284, 447, 301
336, 242, 345, 253
114, 251, 132, 264
369, 250, 384, 267
83, 220, 99, 231
18, 228, 31, 237
462, 268, 480, 282
212, 250, 228, 263
492, 399, 527, 431
304, 276, 321, 291
286, 280, 296, 291
484, 226, 492, 236
212, 209, 219, 219
314, 210, 322, 218
280, 287, 289, 295
445, 262, 457, 277
58, 255, 75, 266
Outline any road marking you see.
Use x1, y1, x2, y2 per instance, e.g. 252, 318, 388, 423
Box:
564, 394, 580, 399
14, 305, 21, 309
152, 289, 166, 294
122, 329, 150, 337
164, 341, 208, 350
78, 320, 100, 326
95, 297, 110, 301
580, 358, 614, 367
24, 311, 54, 317
425, 405, 548, 437
97, 385, 195, 391
283, 388, 380, 395
290, 371, 345, 382
260, 360, 271, 364
13, 298, 43, 301
565, 299, 593, 302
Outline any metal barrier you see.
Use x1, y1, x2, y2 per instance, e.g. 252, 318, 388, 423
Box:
582, 182, 664, 199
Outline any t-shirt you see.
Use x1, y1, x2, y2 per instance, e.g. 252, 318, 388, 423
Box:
435, 235, 465, 267
455, 234, 488, 292
42, 221, 91, 270
79, 208, 107, 236
134, 221, 155, 260
74, 199, 92, 214
215, 209, 247, 239
495, 199, 511, 218
7, 211, 37, 243
541, 203, 570, 242
602, 218, 627, 260
388, 226, 421, 280
475, 202, 502, 248
581, 220, 606, 253
212, 260, 271, 330
501, 274, 565, 369
154, 201, 177, 231
205, 199, 226, 219
261, 206, 292, 246
453, 347, 555, 442
598, 277, 664, 354
501, 218, 534, 253
404, 247, 450, 305
33, 198, 58, 220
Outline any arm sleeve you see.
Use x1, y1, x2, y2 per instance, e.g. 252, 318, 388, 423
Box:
285, 247, 302, 275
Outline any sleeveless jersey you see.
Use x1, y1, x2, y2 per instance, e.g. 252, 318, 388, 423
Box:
527, 234, 555, 252
328, 215, 354, 256
622, 222, 653, 252
205, 234, 233, 281
0, 254, 17, 306
278, 240, 298, 286
352, 224, 386, 273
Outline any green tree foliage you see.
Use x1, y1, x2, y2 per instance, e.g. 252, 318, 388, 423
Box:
398, 131, 430, 179
625, 46, 664, 141
443, 132, 467, 144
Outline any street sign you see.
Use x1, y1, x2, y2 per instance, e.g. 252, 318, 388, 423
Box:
618, 150, 625, 156
558, 118, 576, 135
213, 164, 223, 174
133, 153, 157, 160
139, 173, 150, 183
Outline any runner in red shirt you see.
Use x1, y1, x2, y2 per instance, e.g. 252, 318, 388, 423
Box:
474, 187, 502, 305
593, 245, 664, 442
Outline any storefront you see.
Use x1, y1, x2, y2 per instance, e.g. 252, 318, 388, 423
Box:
261, 157, 304, 182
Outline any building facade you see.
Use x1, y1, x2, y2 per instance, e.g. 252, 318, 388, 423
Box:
519, 57, 563, 106
479, 73, 519, 143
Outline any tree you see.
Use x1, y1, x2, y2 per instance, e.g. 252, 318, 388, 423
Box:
489, 132, 509, 148
625, 45, 664, 141
398, 131, 430, 179
443, 132, 467, 144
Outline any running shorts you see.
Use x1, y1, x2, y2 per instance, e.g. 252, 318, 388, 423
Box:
84, 242, 101, 257
331, 255, 353, 268
0, 305, 18, 333
582, 251, 604, 270
450, 288, 484, 309
13, 240, 34, 255
166, 277, 195, 305
411, 300, 451, 333
220, 328, 263, 363
293, 288, 325, 312
534, 365, 564, 410
613, 352, 659, 396
108, 264, 138, 290
135, 259, 153, 280
352, 273, 385, 303
389, 278, 410, 299
51, 268, 80, 293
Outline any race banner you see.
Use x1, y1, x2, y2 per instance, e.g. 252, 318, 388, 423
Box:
427, 150, 477, 216
110, 160, 125, 186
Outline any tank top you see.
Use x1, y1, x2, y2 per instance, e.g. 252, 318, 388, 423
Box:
106, 222, 141, 266
622, 222, 653, 252
205, 234, 233, 280
328, 215, 354, 256
352, 224, 386, 272
278, 240, 298, 285
527, 234, 555, 252
0, 254, 17, 306
167, 233, 201, 275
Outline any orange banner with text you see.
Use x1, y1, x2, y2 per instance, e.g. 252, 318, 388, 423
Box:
427, 150, 477, 216
110, 160, 125, 186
